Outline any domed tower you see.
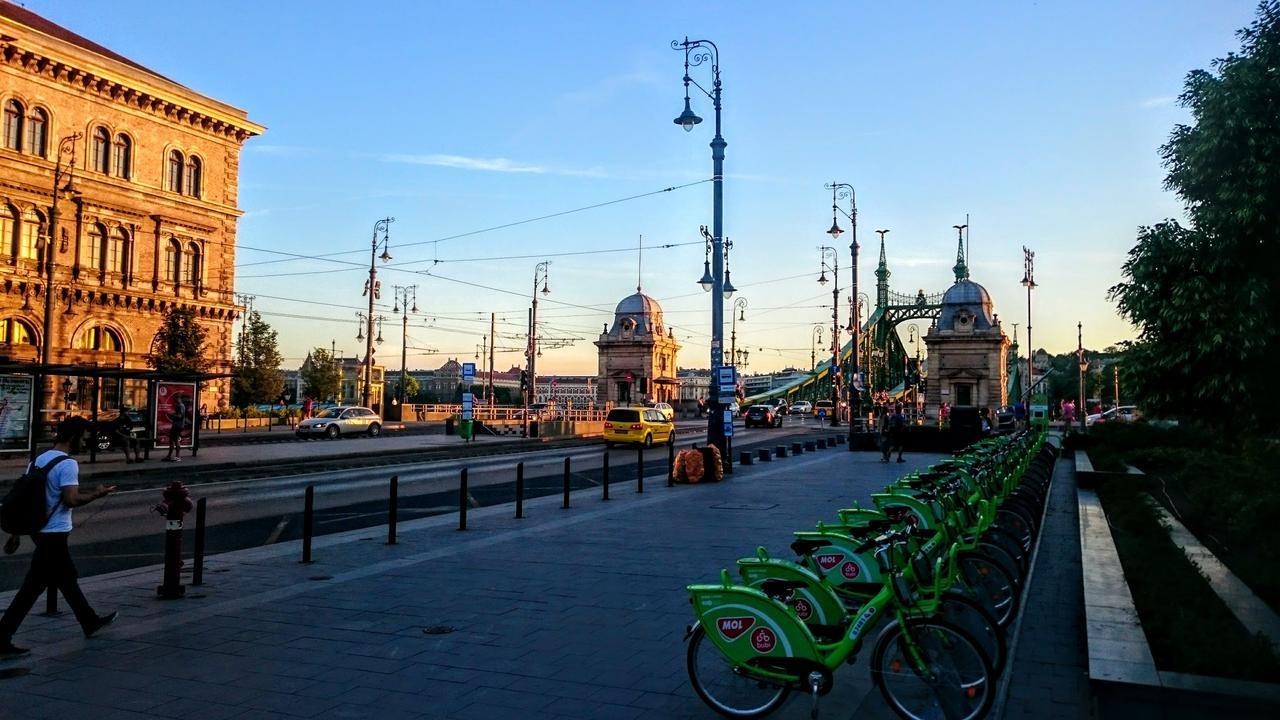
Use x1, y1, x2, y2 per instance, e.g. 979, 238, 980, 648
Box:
594, 290, 681, 406
923, 230, 1010, 418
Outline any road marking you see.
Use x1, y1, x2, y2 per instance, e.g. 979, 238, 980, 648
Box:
264, 516, 290, 545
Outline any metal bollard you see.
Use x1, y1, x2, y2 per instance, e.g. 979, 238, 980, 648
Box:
515, 462, 525, 519
387, 475, 399, 545
792, 442, 804, 455
817, 438, 827, 449
301, 484, 315, 564
776, 445, 788, 458
725, 437, 734, 475
758, 448, 771, 462
458, 468, 469, 531
739, 450, 753, 465
668, 442, 676, 487
636, 444, 644, 493
835, 434, 846, 445
192, 497, 206, 586
562, 457, 571, 509
602, 451, 610, 501
805, 440, 817, 452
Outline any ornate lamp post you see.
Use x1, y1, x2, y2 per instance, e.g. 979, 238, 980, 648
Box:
1021, 247, 1036, 400
527, 261, 550, 406
810, 325, 824, 373
730, 297, 747, 368
392, 285, 418, 404
1077, 321, 1088, 433
825, 182, 859, 437
908, 324, 922, 420
818, 247, 840, 427
672, 36, 729, 456
363, 218, 394, 408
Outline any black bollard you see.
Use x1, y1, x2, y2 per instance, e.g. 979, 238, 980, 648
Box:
805, 440, 817, 452
192, 497, 206, 586
739, 451, 753, 465
758, 448, 771, 462
835, 434, 846, 445
776, 445, 788, 458
817, 438, 827, 449
515, 462, 525, 519
563, 457, 571, 509
668, 441, 676, 487
636, 444, 644, 493
725, 437, 734, 475
602, 451, 610, 501
459, 468, 469, 531
792, 442, 804, 455
387, 475, 399, 545
301, 484, 314, 564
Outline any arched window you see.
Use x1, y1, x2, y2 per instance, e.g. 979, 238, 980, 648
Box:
76, 325, 123, 352
167, 150, 184, 193
107, 227, 127, 274
111, 134, 131, 179
0, 205, 13, 258
3, 100, 23, 151
91, 127, 110, 173
18, 209, 43, 261
83, 223, 106, 271
164, 238, 180, 283
182, 242, 200, 286
186, 156, 202, 198
26, 107, 47, 157
0, 318, 36, 345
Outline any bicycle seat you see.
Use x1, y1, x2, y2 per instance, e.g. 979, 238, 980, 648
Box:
791, 538, 827, 557
838, 581, 885, 596
882, 506, 912, 523
760, 579, 808, 601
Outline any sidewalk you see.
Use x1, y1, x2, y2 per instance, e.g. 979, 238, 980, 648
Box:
0, 445, 941, 719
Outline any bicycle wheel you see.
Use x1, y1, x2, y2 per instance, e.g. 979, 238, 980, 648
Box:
686, 625, 792, 719
871, 617, 995, 720
937, 593, 1007, 675
957, 553, 1020, 627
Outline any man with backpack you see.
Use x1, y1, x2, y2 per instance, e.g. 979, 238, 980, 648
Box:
1, 416, 118, 657
884, 403, 907, 464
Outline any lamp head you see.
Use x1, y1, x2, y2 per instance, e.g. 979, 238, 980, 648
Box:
674, 97, 702, 132
827, 219, 843, 239
541, 282, 550, 296
818, 271, 828, 286
697, 260, 714, 292
738, 308, 745, 322
379, 248, 393, 263
722, 271, 736, 299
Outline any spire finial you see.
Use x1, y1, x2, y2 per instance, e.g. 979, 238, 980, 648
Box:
952, 223, 969, 281
637, 234, 643, 293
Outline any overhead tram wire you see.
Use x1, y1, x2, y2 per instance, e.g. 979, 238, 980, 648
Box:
234, 178, 712, 269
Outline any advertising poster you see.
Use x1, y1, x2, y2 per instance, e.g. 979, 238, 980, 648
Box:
0, 374, 34, 453
154, 381, 197, 448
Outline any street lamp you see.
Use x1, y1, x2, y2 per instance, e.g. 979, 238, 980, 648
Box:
908, 324, 922, 421
818, 246, 840, 427
527, 261, 550, 406
1077, 321, 1088, 433
673, 36, 729, 456
811, 325, 824, 373
1021, 247, 1037, 401
392, 285, 418, 404
362, 217, 394, 409
825, 181, 860, 438
730, 297, 748, 368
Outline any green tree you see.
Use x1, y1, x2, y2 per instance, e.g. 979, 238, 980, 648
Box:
231, 311, 285, 407
1109, 1, 1280, 432
301, 348, 341, 403
148, 306, 209, 374
394, 373, 421, 402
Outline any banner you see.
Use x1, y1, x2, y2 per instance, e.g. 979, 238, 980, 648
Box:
0, 375, 33, 453
154, 381, 197, 448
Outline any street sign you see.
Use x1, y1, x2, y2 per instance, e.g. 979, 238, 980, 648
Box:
461, 362, 476, 383
462, 392, 474, 421
717, 366, 736, 385
723, 409, 735, 437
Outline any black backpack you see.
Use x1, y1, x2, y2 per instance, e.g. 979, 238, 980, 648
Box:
0, 454, 71, 536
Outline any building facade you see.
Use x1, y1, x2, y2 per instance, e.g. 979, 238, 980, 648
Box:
594, 291, 680, 406
0, 3, 262, 417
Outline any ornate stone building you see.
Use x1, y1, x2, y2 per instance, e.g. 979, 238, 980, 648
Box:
923, 240, 1010, 419
595, 291, 680, 406
0, 3, 263, 414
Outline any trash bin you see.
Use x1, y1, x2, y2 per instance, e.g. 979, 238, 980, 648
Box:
444, 417, 455, 436
528, 421, 539, 438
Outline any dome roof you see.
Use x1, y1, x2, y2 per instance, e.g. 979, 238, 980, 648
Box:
938, 279, 995, 331
604, 291, 668, 339
615, 292, 662, 317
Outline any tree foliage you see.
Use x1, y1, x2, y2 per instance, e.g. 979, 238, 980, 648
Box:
399, 373, 421, 401
1109, 1, 1280, 433
231, 311, 285, 407
301, 348, 341, 403
148, 306, 209, 374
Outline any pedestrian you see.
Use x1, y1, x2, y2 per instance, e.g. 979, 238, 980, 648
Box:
1063, 400, 1075, 427
163, 394, 187, 462
111, 411, 140, 464
1013, 400, 1027, 430
889, 403, 907, 463
0, 417, 118, 657
302, 395, 313, 420
878, 408, 892, 463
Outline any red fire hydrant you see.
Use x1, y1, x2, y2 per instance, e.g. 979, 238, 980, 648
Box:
154, 481, 193, 599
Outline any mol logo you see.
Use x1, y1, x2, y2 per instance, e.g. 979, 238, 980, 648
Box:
751, 627, 777, 653
841, 561, 861, 579
717, 616, 755, 641
815, 553, 843, 571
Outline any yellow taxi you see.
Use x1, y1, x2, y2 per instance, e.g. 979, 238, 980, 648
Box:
603, 407, 675, 447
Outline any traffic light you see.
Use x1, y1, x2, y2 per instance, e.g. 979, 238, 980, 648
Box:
520, 369, 528, 393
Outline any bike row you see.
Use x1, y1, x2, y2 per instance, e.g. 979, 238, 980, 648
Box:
684, 428, 1058, 720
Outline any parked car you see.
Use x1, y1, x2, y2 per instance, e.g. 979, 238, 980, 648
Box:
1086, 405, 1141, 427
790, 401, 813, 416
744, 405, 784, 429
518, 403, 559, 421
766, 398, 789, 415
91, 408, 147, 452
814, 400, 836, 418
650, 402, 675, 421
295, 406, 383, 439
603, 407, 675, 447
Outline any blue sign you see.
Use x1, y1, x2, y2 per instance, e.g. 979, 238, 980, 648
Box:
724, 422, 735, 437
461, 362, 476, 382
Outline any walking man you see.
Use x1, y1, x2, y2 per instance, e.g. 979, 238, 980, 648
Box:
1, 417, 118, 657
163, 394, 187, 462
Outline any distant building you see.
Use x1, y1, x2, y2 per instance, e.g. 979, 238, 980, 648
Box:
595, 290, 680, 405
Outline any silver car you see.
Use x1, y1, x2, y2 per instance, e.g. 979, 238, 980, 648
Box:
296, 406, 383, 439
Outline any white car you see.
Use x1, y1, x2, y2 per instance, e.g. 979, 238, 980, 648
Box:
651, 402, 675, 421
790, 401, 813, 415
1086, 405, 1141, 427
296, 406, 383, 439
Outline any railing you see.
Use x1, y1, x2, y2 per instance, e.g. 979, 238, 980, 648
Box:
401, 404, 608, 422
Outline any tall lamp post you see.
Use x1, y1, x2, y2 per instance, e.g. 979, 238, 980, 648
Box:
824, 182, 859, 437
1021, 247, 1036, 400
392, 285, 418, 404
817, 247, 841, 426
355, 312, 384, 405
362, 218, 394, 409
527, 262, 550, 406
908, 324, 922, 421
810, 325, 824, 373
730, 297, 747, 368
673, 36, 730, 457
1077, 321, 1088, 433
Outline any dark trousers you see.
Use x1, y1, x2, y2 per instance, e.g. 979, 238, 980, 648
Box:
0, 533, 97, 640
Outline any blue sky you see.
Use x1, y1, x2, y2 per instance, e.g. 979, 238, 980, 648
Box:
25, 0, 1257, 374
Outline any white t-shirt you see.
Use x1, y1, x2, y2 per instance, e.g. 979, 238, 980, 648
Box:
28, 450, 78, 533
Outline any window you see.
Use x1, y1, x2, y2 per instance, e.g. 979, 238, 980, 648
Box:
76, 325, 122, 352
164, 239, 179, 283
0, 205, 13, 257
3, 100, 22, 151
26, 108, 47, 156
182, 242, 199, 286
186, 156, 202, 198
111, 134, 131, 179
83, 223, 106, 271
167, 150, 184, 193
91, 127, 110, 173
107, 227, 126, 274
0, 318, 35, 345
18, 209, 42, 261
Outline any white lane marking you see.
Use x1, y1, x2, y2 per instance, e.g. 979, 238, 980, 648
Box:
263, 516, 290, 545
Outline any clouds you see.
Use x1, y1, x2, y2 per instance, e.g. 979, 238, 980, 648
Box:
1139, 96, 1177, 108
380, 152, 609, 178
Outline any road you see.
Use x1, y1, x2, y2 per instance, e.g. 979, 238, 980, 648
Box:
1, 417, 847, 590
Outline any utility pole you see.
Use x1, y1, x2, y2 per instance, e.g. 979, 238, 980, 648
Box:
1114, 365, 1120, 408
488, 312, 496, 406
528, 262, 550, 406
393, 285, 417, 405
363, 218, 394, 409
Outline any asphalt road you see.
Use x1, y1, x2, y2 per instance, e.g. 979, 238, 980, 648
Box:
1, 419, 846, 590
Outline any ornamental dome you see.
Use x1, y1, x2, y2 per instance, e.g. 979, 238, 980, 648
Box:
607, 291, 666, 338
938, 279, 995, 331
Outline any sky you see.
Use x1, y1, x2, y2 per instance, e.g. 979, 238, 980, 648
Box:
21, 0, 1259, 376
